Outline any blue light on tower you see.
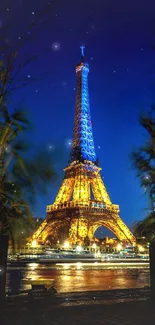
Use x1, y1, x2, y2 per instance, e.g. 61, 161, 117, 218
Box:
69, 46, 97, 164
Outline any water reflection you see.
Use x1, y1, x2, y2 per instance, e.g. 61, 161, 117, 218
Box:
63, 264, 70, 270
7, 263, 150, 294
76, 262, 82, 270
28, 263, 38, 271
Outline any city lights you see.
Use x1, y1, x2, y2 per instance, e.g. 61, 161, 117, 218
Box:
138, 245, 145, 252
76, 245, 82, 252
31, 240, 37, 248
64, 241, 69, 249
117, 243, 122, 251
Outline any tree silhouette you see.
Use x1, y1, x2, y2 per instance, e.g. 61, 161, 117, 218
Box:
0, 3, 56, 303
131, 108, 155, 241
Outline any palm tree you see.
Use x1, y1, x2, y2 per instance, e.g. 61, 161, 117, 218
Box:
131, 110, 155, 241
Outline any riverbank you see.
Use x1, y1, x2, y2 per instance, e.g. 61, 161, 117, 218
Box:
6, 286, 150, 304
1, 288, 154, 325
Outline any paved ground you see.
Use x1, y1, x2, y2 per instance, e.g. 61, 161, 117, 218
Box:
1, 299, 155, 325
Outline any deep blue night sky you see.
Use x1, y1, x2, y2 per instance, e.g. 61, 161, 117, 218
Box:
1, 0, 155, 236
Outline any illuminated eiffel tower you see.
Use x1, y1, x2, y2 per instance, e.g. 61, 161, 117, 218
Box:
31, 47, 136, 246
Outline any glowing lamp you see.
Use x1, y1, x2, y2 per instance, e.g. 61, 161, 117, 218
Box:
138, 245, 144, 252
117, 243, 122, 251
64, 241, 69, 249
92, 243, 97, 249
76, 245, 82, 252
31, 240, 37, 248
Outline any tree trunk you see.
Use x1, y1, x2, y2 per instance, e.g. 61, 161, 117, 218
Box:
0, 234, 9, 305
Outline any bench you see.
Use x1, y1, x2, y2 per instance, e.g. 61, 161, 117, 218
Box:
23, 279, 57, 301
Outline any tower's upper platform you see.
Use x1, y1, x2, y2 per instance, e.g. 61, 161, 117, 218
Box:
69, 47, 97, 164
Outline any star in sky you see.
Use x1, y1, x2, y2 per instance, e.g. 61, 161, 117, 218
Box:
47, 144, 54, 151
66, 139, 72, 147
62, 81, 67, 87
51, 42, 61, 51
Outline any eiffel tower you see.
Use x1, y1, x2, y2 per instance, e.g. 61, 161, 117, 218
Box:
31, 47, 136, 246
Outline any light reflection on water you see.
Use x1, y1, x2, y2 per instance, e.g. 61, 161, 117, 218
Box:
6, 262, 150, 294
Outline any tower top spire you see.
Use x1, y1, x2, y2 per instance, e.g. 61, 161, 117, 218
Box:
80, 45, 85, 62
70, 47, 96, 164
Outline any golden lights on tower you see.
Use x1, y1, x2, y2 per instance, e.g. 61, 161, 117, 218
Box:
30, 47, 136, 247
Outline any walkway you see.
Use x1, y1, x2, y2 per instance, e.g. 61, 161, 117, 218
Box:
1, 288, 155, 325
1, 300, 155, 325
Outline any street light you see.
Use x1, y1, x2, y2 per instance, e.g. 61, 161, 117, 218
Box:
138, 245, 144, 252
64, 241, 69, 249
117, 243, 122, 251
76, 245, 82, 252
31, 239, 37, 248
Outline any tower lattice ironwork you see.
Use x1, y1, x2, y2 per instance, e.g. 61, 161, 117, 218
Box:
31, 47, 136, 246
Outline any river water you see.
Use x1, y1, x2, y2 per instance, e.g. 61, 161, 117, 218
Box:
6, 262, 150, 294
